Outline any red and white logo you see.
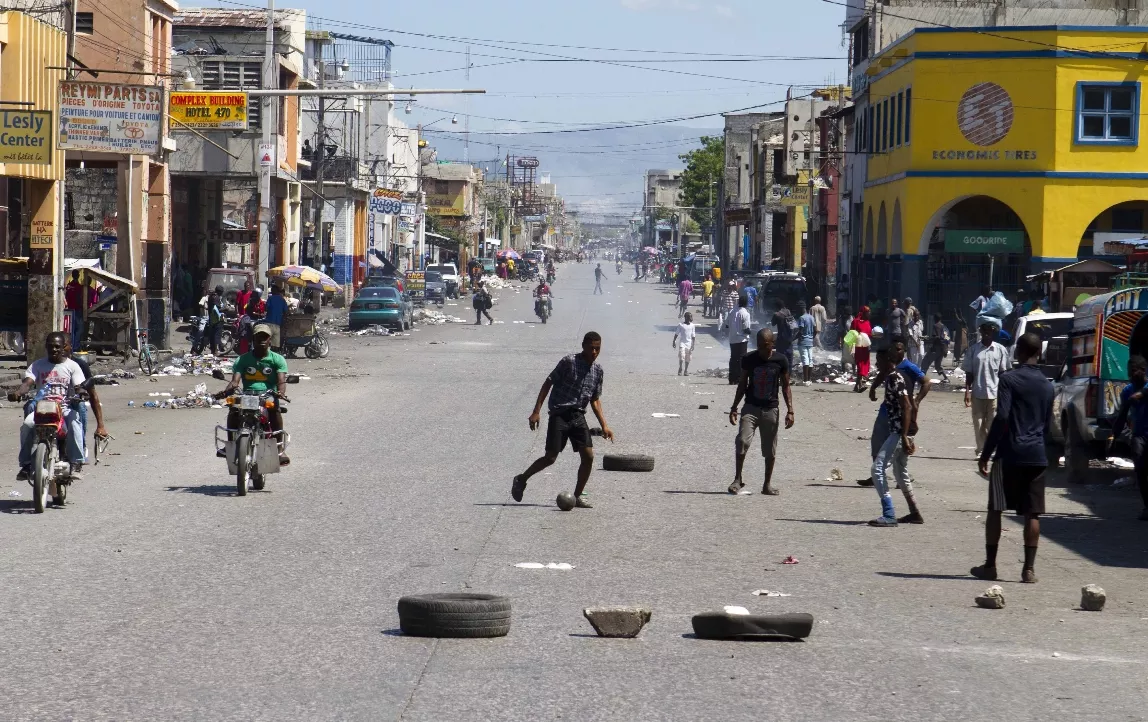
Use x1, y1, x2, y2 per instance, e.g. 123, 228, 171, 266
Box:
957, 82, 1014, 146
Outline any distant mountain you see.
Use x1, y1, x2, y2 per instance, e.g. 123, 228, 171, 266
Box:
427, 124, 721, 223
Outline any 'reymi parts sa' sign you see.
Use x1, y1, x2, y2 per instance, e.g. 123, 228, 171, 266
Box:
58, 81, 163, 154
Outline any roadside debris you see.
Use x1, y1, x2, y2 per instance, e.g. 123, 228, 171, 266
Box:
975, 585, 1006, 609
583, 607, 651, 638
514, 562, 575, 570
828, 468, 844, 481
1080, 584, 1106, 611
650, 413, 681, 418
751, 590, 792, 597
723, 606, 751, 615
781, 556, 799, 565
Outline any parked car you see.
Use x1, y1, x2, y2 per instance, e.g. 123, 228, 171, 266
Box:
424, 270, 446, 306
426, 263, 460, 298
742, 272, 808, 314
1053, 288, 1148, 477
348, 286, 413, 331
477, 258, 497, 275
364, 274, 405, 293
1007, 312, 1073, 366
206, 267, 255, 311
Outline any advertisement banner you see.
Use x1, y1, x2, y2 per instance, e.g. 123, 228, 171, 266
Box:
370, 188, 403, 215
0, 110, 52, 165
57, 81, 163, 154
168, 91, 249, 130
426, 183, 465, 217
404, 270, 425, 298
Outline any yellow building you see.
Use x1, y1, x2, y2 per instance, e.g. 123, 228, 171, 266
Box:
856, 25, 1148, 313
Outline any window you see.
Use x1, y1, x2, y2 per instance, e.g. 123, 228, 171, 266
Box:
75, 11, 93, 34
200, 61, 262, 128
1076, 82, 1138, 144
851, 19, 870, 66
875, 102, 882, 152
882, 99, 890, 151
904, 88, 912, 144
896, 92, 904, 146
884, 98, 892, 149
867, 106, 874, 153
1111, 208, 1144, 232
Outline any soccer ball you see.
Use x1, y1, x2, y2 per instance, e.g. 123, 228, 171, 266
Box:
556, 491, 576, 511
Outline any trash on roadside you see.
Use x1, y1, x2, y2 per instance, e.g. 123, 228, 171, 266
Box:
782, 556, 799, 565
751, 589, 792, 597
723, 606, 751, 615
975, 585, 1006, 609
8, 490, 21, 497
1081, 584, 1106, 611
828, 468, 844, 481
1113, 476, 1136, 487
651, 413, 681, 418
1104, 457, 1135, 469
514, 562, 574, 570
699, 404, 709, 410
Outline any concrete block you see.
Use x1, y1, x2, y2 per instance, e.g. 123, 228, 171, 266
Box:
975, 585, 1005, 609
583, 607, 651, 638
1080, 584, 1106, 612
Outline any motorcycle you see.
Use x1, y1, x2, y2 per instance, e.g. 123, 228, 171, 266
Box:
535, 292, 551, 324
615, 262, 622, 275
214, 383, 296, 496
546, 269, 555, 284
26, 394, 86, 512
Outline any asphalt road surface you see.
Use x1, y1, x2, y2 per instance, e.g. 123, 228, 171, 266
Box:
3, 265, 1147, 721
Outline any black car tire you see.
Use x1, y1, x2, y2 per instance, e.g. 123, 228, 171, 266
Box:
602, 454, 655, 472
398, 593, 511, 638
691, 612, 813, 641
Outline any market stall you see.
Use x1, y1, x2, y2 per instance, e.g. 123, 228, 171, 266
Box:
82, 266, 139, 356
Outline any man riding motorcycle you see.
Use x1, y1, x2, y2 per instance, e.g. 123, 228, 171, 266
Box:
546, 261, 556, 284
214, 323, 290, 465
8, 332, 90, 480
534, 279, 554, 317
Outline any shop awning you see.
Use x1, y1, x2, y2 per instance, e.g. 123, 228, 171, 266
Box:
369, 249, 402, 277
426, 231, 460, 249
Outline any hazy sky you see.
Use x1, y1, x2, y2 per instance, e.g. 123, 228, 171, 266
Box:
294, 0, 847, 153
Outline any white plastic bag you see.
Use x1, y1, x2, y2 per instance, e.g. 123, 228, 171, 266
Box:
982, 291, 1013, 319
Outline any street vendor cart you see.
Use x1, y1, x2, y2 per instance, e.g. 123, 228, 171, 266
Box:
81, 266, 139, 357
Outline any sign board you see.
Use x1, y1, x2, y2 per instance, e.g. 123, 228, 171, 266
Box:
724, 207, 751, 225
369, 188, 403, 215
57, 81, 163, 154
368, 212, 375, 250
30, 219, 53, 248
425, 184, 465, 217
97, 234, 118, 245
943, 229, 1024, 254
200, 228, 255, 244
258, 142, 274, 166
404, 270, 425, 298
0, 110, 52, 165
779, 184, 812, 207
168, 91, 249, 130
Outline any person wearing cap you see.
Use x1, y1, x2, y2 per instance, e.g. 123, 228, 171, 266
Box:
216, 322, 290, 464
962, 318, 1011, 456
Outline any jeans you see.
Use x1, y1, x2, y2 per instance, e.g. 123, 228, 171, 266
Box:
872, 432, 909, 519
20, 406, 85, 467
870, 412, 890, 460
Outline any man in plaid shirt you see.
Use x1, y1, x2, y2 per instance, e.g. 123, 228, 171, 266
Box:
512, 332, 615, 509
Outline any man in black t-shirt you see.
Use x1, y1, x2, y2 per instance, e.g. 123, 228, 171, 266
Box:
728, 328, 794, 496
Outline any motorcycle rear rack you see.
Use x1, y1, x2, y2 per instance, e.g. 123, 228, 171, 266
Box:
214, 425, 287, 455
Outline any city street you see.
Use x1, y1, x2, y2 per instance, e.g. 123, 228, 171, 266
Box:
3, 268, 1147, 721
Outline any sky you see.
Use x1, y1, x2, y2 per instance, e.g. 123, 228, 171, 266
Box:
235, 0, 849, 216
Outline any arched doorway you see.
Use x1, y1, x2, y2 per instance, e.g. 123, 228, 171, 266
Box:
921, 195, 1031, 328
1080, 200, 1148, 259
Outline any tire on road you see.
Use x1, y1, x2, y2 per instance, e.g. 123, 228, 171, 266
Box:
691, 612, 813, 641
397, 593, 511, 638
602, 454, 655, 472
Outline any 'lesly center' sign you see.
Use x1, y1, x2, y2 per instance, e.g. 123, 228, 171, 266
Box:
0, 110, 52, 165
944, 229, 1024, 254
168, 91, 248, 130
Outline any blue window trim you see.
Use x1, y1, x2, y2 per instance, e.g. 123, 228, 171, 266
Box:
1074, 81, 1139, 146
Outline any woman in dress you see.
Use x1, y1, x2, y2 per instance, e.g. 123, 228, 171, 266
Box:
851, 305, 873, 392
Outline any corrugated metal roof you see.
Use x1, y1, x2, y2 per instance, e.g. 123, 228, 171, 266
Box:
174, 8, 294, 29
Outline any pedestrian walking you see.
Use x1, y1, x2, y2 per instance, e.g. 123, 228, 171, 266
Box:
796, 300, 815, 386
839, 305, 855, 374
593, 263, 604, 295
771, 300, 796, 366
673, 312, 696, 376
473, 281, 495, 325
677, 275, 693, 318
952, 311, 968, 366
726, 295, 753, 385
858, 341, 929, 490
265, 283, 289, 352
962, 320, 1011, 455
867, 346, 918, 527
810, 296, 828, 349
701, 274, 715, 318
511, 332, 614, 509
718, 280, 738, 330
904, 297, 923, 364
851, 306, 873, 391
887, 298, 906, 344
969, 284, 994, 316
972, 332, 1054, 583
920, 313, 951, 382
1108, 354, 1148, 520
728, 328, 794, 495
744, 282, 758, 318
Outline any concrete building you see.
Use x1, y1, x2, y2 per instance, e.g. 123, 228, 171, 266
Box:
169, 8, 305, 286
643, 169, 682, 250
718, 113, 773, 271
67, 0, 176, 345
0, 12, 67, 357
422, 161, 481, 261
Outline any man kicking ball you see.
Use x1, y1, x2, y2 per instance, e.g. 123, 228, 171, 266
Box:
512, 332, 614, 508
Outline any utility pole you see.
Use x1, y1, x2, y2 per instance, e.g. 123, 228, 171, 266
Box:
312, 52, 327, 273
257, 0, 276, 281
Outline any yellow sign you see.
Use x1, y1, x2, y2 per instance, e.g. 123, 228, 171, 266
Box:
30, 218, 53, 248
780, 185, 811, 207
0, 110, 52, 165
168, 92, 248, 130
426, 183, 466, 217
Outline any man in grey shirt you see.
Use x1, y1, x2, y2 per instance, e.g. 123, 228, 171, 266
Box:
887, 298, 906, 343
962, 319, 1011, 455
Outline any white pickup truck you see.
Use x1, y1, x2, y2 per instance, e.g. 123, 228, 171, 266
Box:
426, 263, 461, 298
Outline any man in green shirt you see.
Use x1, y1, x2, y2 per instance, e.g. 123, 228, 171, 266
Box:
216, 323, 290, 464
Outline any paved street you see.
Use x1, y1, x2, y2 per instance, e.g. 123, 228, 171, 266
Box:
3, 267, 1147, 721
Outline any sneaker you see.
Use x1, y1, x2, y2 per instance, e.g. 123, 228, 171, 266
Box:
69, 463, 84, 480
969, 564, 998, 581
857, 477, 874, 487
761, 484, 780, 496
16, 466, 30, 481
898, 512, 925, 524
727, 479, 745, 495
868, 516, 898, 527
511, 474, 527, 502
1020, 568, 1038, 584
575, 494, 593, 509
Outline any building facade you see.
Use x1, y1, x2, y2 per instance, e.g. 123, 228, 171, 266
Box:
856, 25, 1148, 319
